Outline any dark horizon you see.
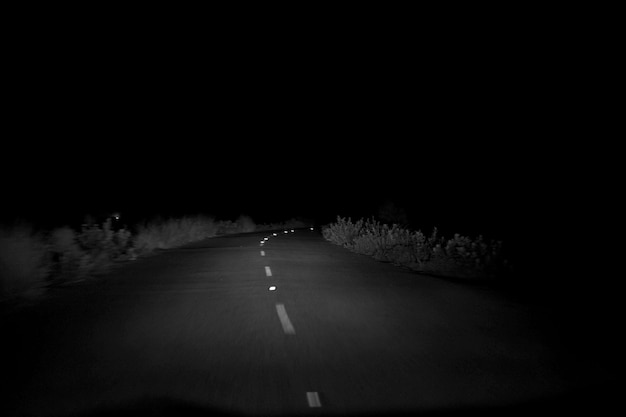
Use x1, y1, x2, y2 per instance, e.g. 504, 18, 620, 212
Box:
2, 21, 562, 269
2, 145, 534, 237
2, 125, 550, 249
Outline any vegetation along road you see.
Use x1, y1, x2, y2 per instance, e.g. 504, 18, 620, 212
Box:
1, 229, 617, 416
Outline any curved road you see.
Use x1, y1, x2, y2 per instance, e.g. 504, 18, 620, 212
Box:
1, 229, 616, 416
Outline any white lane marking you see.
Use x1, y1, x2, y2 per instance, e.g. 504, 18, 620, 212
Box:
306, 392, 321, 407
265, 266, 272, 277
275, 303, 296, 335
260, 250, 265, 256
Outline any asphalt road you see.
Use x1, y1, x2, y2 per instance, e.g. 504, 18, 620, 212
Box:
1, 229, 617, 416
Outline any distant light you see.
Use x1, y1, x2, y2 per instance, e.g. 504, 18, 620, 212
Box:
310, 227, 314, 231
284, 230, 288, 234
269, 286, 276, 291
291, 229, 294, 233
273, 233, 278, 236
264, 237, 269, 241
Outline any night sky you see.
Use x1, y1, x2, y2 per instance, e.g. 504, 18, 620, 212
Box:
1, 8, 616, 322
2, 13, 577, 271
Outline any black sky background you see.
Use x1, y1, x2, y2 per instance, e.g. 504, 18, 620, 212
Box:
0, 6, 619, 347
2, 10, 590, 274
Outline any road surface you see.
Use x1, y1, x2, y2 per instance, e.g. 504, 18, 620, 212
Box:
1, 229, 616, 416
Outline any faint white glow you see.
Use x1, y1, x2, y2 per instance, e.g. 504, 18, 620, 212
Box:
275, 303, 296, 334
310, 227, 314, 231
307, 392, 322, 408
264, 237, 269, 241
269, 286, 276, 291
291, 229, 295, 233
273, 233, 277, 236
284, 230, 288, 234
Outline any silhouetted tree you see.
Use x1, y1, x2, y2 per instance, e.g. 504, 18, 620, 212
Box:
377, 200, 409, 226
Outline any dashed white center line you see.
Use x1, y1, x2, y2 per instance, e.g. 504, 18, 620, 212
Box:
275, 303, 296, 335
306, 392, 321, 407
260, 236, 322, 406
260, 234, 321, 404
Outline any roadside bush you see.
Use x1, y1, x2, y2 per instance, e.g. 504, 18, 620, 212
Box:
352, 220, 399, 260
0, 225, 51, 297
78, 219, 134, 261
1, 213, 291, 299
427, 233, 506, 278
257, 217, 310, 231
48, 226, 88, 281
322, 216, 507, 280
47, 220, 135, 281
235, 215, 256, 233
322, 217, 365, 247
133, 215, 219, 253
